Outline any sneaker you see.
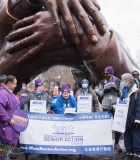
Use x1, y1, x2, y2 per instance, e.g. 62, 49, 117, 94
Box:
114, 143, 122, 152
9, 154, 17, 159
133, 155, 140, 160
121, 153, 134, 160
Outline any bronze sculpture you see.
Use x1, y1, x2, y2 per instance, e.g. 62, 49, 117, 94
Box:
0, 0, 139, 92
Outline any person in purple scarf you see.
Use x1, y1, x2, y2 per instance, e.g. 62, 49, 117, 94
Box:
0, 75, 19, 160
98, 66, 122, 152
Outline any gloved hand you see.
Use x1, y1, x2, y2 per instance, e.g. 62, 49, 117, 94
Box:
111, 87, 120, 93
134, 122, 140, 129
103, 88, 111, 93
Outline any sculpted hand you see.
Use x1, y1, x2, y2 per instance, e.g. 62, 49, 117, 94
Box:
40, 0, 106, 44
5, 11, 67, 63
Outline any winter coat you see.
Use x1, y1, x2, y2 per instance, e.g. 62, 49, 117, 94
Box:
50, 96, 58, 111
24, 91, 51, 112
52, 95, 77, 114
75, 87, 100, 112
18, 89, 29, 110
125, 84, 140, 129
0, 86, 19, 145
99, 78, 121, 110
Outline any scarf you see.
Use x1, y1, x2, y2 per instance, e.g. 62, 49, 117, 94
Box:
107, 76, 118, 83
35, 91, 43, 98
120, 81, 135, 101
82, 89, 88, 95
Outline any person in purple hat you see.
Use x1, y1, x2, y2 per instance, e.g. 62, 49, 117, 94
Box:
0, 75, 20, 160
52, 84, 77, 114
24, 79, 51, 112
98, 66, 122, 152
131, 70, 140, 88
23, 79, 51, 160
17, 82, 29, 110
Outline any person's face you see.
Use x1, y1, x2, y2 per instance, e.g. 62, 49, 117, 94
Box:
0, 82, 5, 87
82, 82, 88, 89
36, 85, 44, 91
104, 71, 111, 80
132, 71, 139, 80
62, 92, 70, 99
22, 83, 26, 87
53, 89, 59, 96
54, 83, 59, 87
7, 79, 17, 91
95, 86, 99, 90
121, 78, 130, 87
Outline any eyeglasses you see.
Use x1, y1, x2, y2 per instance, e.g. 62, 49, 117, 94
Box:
133, 74, 139, 77
12, 82, 17, 86
104, 73, 110, 75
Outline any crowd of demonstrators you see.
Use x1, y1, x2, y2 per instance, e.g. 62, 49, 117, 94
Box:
0, 75, 20, 160
98, 66, 122, 152
0, 69, 140, 160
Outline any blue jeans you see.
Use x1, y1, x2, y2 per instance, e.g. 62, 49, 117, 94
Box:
124, 129, 140, 155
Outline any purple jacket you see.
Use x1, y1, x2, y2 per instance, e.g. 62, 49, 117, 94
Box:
0, 87, 20, 145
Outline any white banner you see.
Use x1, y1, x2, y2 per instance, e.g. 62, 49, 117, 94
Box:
20, 112, 113, 154
112, 98, 130, 133
30, 100, 46, 113
77, 96, 92, 113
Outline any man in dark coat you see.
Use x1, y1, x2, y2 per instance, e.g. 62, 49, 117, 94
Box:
120, 73, 140, 160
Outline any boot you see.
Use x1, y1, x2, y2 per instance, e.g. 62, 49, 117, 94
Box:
114, 143, 122, 152
54, 154, 58, 160
121, 153, 134, 160
25, 153, 30, 160
78, 154, 82, 160
48, 154, 54, 160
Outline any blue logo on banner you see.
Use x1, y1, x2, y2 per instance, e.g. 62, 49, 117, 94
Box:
52, 123, 74, 134
20, 144, 113, 155
32, 101, 44, 105
118, 100, 128, 104
80, 97, 89, 100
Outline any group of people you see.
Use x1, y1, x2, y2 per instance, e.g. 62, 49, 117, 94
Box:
0, 66, 140, 160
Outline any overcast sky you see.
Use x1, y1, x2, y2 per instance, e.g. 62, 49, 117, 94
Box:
98, 0, 140, 60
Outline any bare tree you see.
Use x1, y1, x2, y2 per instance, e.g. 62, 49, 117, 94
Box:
27, 66, 74, 92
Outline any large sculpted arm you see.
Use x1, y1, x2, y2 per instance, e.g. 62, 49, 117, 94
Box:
4, 10, 139, 83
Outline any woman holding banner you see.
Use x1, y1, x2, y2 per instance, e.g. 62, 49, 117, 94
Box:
0, 75, 19, 160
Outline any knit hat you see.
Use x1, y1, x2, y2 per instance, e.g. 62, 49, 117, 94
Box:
22, 82, 26, 86
81, 79, 89, 84
62, 84, 70, 93
35, 79, 43, 88
0, 75, 7, 82
131, 70, 139, 75
54, 82, 60, 86
104, 66, 114, 75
